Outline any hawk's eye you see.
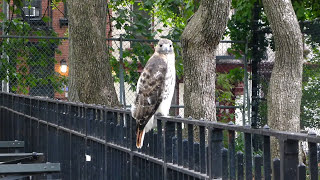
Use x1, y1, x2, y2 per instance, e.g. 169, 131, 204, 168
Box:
160, 45, 162, 47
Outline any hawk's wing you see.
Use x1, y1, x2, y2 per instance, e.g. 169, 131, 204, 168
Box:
131, 54, 167, 126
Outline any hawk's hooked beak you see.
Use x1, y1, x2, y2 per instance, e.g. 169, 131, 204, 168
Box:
163, 45, 171, 53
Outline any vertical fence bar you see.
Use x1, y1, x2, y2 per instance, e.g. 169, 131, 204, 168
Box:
144, 130, 151, 154
183, 139, 188, 168
194, 142, 200, 172
280, 139, 299, 180
254, 155, 262, 180
30, 98, 37, 118
172, 136, 177, 164
157, 118, 162, 159
273, 158, 280, 180
125, 113, 131, 149
297, 163, 306, 180
119, 34, 126, 107
211, 128, 223, 178
207, 130, 212, 178
228, 130, 236, 180
149, 129, 154, 156
176, 122, 182, 166
105, 111, 111, 144
164, 120, 174, 180
93, 109, 99, 138
131, 114, 136, 180
188, 124, 194, 170
237, 152, 244, 180
119, 113, 124, 145
164, 120, 175, 163
153, 133, 157, 157
199, 126, 205, 174
69, 104, 76, 131
244, 132, 253, 180
116, 124, 121, 145
308, 141, 318, 180
221, 148, 228, 180
263, 135, 271, 180
243, 43, 250, 125
24, 96, 30, 116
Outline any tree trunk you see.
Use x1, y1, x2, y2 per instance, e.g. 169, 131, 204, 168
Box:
67, 0, 119, 107
181, 0, 231, 121
262, 0, 303, 157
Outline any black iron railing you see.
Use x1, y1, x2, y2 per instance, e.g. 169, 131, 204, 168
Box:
0, 92, 319, 180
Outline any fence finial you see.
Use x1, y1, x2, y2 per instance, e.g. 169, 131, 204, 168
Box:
263, 124, 270, 129
308, 131, 316, 136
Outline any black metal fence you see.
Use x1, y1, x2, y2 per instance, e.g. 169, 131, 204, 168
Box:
0, 92, 319, 180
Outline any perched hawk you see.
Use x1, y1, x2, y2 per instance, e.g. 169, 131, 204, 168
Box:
131, 38, 176, 148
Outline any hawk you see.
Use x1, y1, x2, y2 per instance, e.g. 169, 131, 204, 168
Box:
131, 38, 176, 148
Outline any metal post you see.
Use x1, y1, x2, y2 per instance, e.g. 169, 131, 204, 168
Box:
280, 139, 299, 180
119, 34, 126, 107
211, 128, 223, 178
244, 133, 252, 180
1, 0, 9, 93
242, 75, 246, 126
243, 40, 250, 126
251, 1, 260, 129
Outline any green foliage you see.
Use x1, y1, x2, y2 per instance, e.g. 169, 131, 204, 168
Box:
108, 0, 196, 90
216, 67, 245, 122
216, 67, 244, 104
292, 0, 320, 21
300, 43, 320, 128
227, 0, 320, 58
227, 0, 270, 59
0, 2, 66, 95
235, 133, 244, 153
222, 132, 245, 154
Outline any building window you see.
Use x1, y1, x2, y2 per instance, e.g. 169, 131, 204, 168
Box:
22, 0, 42, 18
59, 0, 68, 28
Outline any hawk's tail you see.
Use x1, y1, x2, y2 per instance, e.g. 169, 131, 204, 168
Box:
136, 125, 146, 149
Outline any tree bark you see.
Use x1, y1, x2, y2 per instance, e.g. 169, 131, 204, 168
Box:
181, 0, 231, 121
67, 0, 119, 107
262, 0, 303, 157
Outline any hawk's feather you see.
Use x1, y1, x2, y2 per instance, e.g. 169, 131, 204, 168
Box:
132, 54, 167, 127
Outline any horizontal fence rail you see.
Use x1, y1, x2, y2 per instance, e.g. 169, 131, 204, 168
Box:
0, 92, 319, 180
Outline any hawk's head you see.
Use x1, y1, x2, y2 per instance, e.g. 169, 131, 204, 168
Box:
155, 38, 174, 54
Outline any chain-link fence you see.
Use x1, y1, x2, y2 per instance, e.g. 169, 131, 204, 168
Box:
253, 20, 320, 129
0, 0, 250, 124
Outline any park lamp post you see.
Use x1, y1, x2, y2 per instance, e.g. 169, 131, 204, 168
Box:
60, 59, 68, 73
